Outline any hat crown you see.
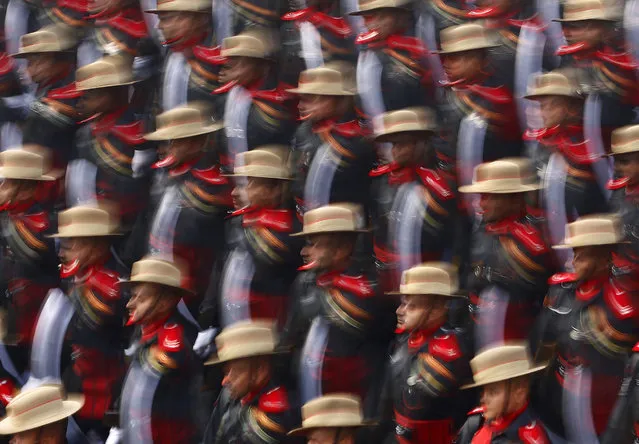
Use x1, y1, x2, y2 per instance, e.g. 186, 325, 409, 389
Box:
400, 262, 459, 292
234, 146, 291, 179
302, 203, 364, 234
527, 71, 580, 97
473, 157, 535, 184
0, 149, 49, 175
356, 0, 411, 12
565, 214, 623, 242
19, 25, 77, 53
57, 206, 119, 235
76, 55, 134, 89
213, 320, 278, 361
130, 257, 184, 285
6, 385, 66, 425
302, 394, 363, 422
440, 24, 494, 52
563, 0, 611, 19
470, 344, 537, 383
155, 0, 211, 11
221, 30, 274, 59
611, 124, 639, 154
379, 108, 435, 132
300, 67, 344, 88
155, 104, 216, 132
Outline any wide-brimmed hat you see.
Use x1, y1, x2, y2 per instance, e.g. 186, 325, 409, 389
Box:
292, 203, 368, 237
205, 320, 283, 365
609, 124, 639, 156
373, 107, 436, 143
349, 0, 412, 15
229, 146, 292, 180
288, 394, 375, 435
552, 0, 618, 22
386, 262, 465, 297
145, 0, 211, 13
144, 103, 222, 141
458, 158, 541, 194
0, 384, 84, 435
287, 66, 355, 96
552, 214, 626, 249
49, 205, 121, 238
524, 71, 584, 100
75, 55, 138, 91
461, 344, 547, 389
220, 29, 275, 60
12, 25, 77, 58
435, 24, 499, 55
120, 255, 194, 294
0, 149, 55, 181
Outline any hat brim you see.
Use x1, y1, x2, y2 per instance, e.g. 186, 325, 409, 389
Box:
48, 231, 123, 238
0, 395, 84, 435
458, 183, 542, 194
384, 290, 466, 298
349, 5, 410, 15
288, 420, 378, 436
0, 173, 56, 181
286, 88, 355, 96
144, 124, 223, 141
552, 17, 617, 23
204, 348, 289, 366
75, 79, 141, 92
11, 49, 75, 58
605, 149, 639, 157
225, 173, 293, 180
434, 44, 500, 55
290, 228, 371, 237
373, 129, 435, 143
119, 278, 195, 295
523, 92, 584, 101
145, 8, 210, 13
552, 239, 629, 249
460, 363, 548, 390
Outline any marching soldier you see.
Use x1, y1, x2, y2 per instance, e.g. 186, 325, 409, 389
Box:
89, 0, 150, 57
381, 263, 472, 444
203, 320, 297, 443
118, 256, 199, 443
13, 24, 81, 169
534, 215, 639, 440
459, 158, 553, 349
222, 146, 303, 327
455, 344, 551, 444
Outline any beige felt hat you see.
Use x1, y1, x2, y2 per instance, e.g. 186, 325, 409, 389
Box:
146, 0, 211, 13
292, 203, 368, 237
374, 107, 437, 142
144, 103, 222, 141
609, 125, 639, 156
436, 23, 499, 54
524, 71, 584, 100
386, 262, 464, 297
349, 0, 412, 15
220, 29, 275, 60
287, 66, 355, 96
0, 149, 55, 181
121, 255, 194, 294
288, 394, 374, 435
230, 146, 292, 180
75, 55, 138, 91
0, 384, 84, 435
205, 320, 283, 366
553, 0, 618, 22
461, 344, 547, 389
458, 158, 541, 194
13, 25, 77, 57
553, 214, 626, 249
50, 205, 121, 238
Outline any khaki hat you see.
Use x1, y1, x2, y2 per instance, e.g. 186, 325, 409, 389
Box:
220, 30, 275, 60
524, 71, 584, 100
387, 262, 464, 297
0, 148, 55, 181
50, 205, 121, 238
230, 146, 292, 180
75, 55, 138, 91
0, 384, 84, 435
458, 158, 541, 194
13, 25, 77, 57
553, 0, 618, 22
121, 255, 193, 294
349, 0, 412, 15
553, 214, 626, 249
144, 103, 223, 141
205, 320, 282, 366
292, 203, 368, 237
373, 108, 437, 142
436, 24, 499, 54
146, 0, 211, 13
288, 394, 374, 435
461, 344, 547, 389
609, 125, 639, 156
287, 66, 355, 96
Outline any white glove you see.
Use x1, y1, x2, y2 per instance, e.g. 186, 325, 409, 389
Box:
193, 328, 218, 359
105, 427, 123, 444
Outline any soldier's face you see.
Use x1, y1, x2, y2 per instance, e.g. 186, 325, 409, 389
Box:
537, 96, 570, 128
479, 193, 521, 222
157, 12, 206, 45
231, 178, 249, 210
480, 381, 508, 421
10, 421, 66, 444
307, 428, 355, 444
219, 57, 262, 86
245, 177, 282, 208
301, 234, 337, 271
362, 9, 399, 40
389, 135, 421, 167
59, 238, 105, 270
562, 21, 606, 47
614, 153, 639, 186
298, 95, 339, 122
24, 54, 57, 85
76, 89, 112, 118
572, 246, 605, 280
0, 179, 35, 206
442, 51, 483, 83
165, 136, 204, 167
396, 295, 427, 331
127, 283, 162, 325
222, 358, 254, 399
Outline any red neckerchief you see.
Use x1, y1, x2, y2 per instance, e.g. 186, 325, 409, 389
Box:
485, 213, 527, 234
169, 155, 202, 177
168, 32, 207, 53
356, 33, 425, 58
316, 268, 346, 288
0, 198, 36, 214
484, 402, 529, 435
73, 259, 108, 282
312, 118, 364, 137
241, 380, 268, 405
388, 165, 416, 185
576, 274, 608, 302
91, 107, 127, 136
407, 321, 445, 352
239, 208, 293, 232
281, 8, 351, 37
141, 313, 172, 343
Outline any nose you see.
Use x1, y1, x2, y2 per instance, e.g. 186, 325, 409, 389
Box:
221, 374, 231, 387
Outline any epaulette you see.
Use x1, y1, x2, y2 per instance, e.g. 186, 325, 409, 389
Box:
86, 268, 120, 301
19, 211, 49, 233
192, 166, 230, 185
57, 0, 88, 12
557, 140, 598, 165
104, 10, 148, 39
331, 120, 367, 138
518, 421, 550, 444
242, 209, 293, 232
0, 379, 16, 407
111, 121, 146, 146
548, 272, 577, 285
604, 280, 638, 320
252, 87, 295, 104
607, 177, 629, 190
158, 323, 184, 353
429, 333, 462, 362
466, 84, 513, 105
382, 35, 427, 58
510, 221, 548, 255
595, 49, 638, 71
633, 342, 639, 352
47, 83, 83, 100
282, 9, 352, 38
192, 45, 227, 66
369, 163, 395, 177
258, 387, 289, 413
0, 54, 14, 77
333, 274, 376, 298
416, 168, 454, 200
467, 406, 485, 416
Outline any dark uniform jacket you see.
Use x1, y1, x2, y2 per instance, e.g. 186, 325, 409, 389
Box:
609, 178, 639, 286
91, 5, 149, 57
455, 405, 550, 444
422, 0, 469, 38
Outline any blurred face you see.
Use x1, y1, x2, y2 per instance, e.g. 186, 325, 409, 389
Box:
163, 136, 204, 167
388, 134, 424, 167
562, 21, 607, 47
395, 295, 428, 331
245, 177, 282, 209
362, 9, 400, 40
301, 234, 344, 271
222, 358, 254, 400
231, 178, 249, 210
25, 54, 58, 85
10, 422, 66, 444
307, 428, 355, 444
59, 237, 108, 274
572, 246, 607, 281
614, 153, 639, 186
442, 51, 484, 83
127, 283, 164, 325
0, 179, 37, 206
481, 381, 508, 421
157, 11, 207, 45
219, 57, 263, 86
298, 95, 341, 122
479, 193, 523, 222
537, 96, 570, 128
76, 88, 113, 119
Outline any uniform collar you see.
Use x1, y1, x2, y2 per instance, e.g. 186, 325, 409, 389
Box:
241, 379, 269, 405
486, 402, 529, 434
407, 321, 445, 351
141, 313, 172, 343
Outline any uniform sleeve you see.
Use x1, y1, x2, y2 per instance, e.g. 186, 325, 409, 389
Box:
241, 387, 293, 444
146, 324, 191, 375
531, 276, 575, 361
321, 275, 380, 337
4, 213, 55, 265
453, 413, 483, 444
411, 333, 468, 397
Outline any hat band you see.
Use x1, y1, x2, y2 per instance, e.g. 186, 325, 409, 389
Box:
234, 164, 289, 178
0, 166, 47, 178
472, 359, 534, 384
398, 282, 455, 295
216, 340, 276, 361
303, 217, 358, 234
301, 411, 364, 429
563, 232, 621, 246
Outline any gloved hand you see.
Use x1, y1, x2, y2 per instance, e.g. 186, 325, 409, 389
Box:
193, 327, 218, 359
105, 427, 123, 444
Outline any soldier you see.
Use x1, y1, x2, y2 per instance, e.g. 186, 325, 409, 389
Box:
459, 158, 553, 349
88, 0, 150, 58
288, 394, 372, 444
12, 24, 80, 169
222, 146, 303, 327
455, 344, 550, 444
0, 148, 59, 378
381, 263, 472, 444
50, 205, 127, 439
287, 65, 373, 216
0, 383, 84, 443
534, 215, 639, 440
202, 320, 297, 443
118, 256, 199, 443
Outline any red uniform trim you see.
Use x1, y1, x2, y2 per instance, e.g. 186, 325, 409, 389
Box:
548, 272, 577, 285
417, 168, 454, 200
0, 54, 15, 76
103, 9, 148, 38
48, 83, 83, 100
158, 323, 184, 352
258, 387, 289, 413
282, 8, 352, 38
19, 211, 49, 232
608, 177, 630, 190
429, 334, 462, 362
604, 280, 638, 320
192, 45, 227, 66
518, 421, 550, 444
468, 406, 486, 416
111, 121, 147, 146
332, 275, 375, 298
192, 166, 229, 185
242, 208, 293, 232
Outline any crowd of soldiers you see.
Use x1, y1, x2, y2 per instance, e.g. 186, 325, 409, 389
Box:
0, 0, 636, 442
